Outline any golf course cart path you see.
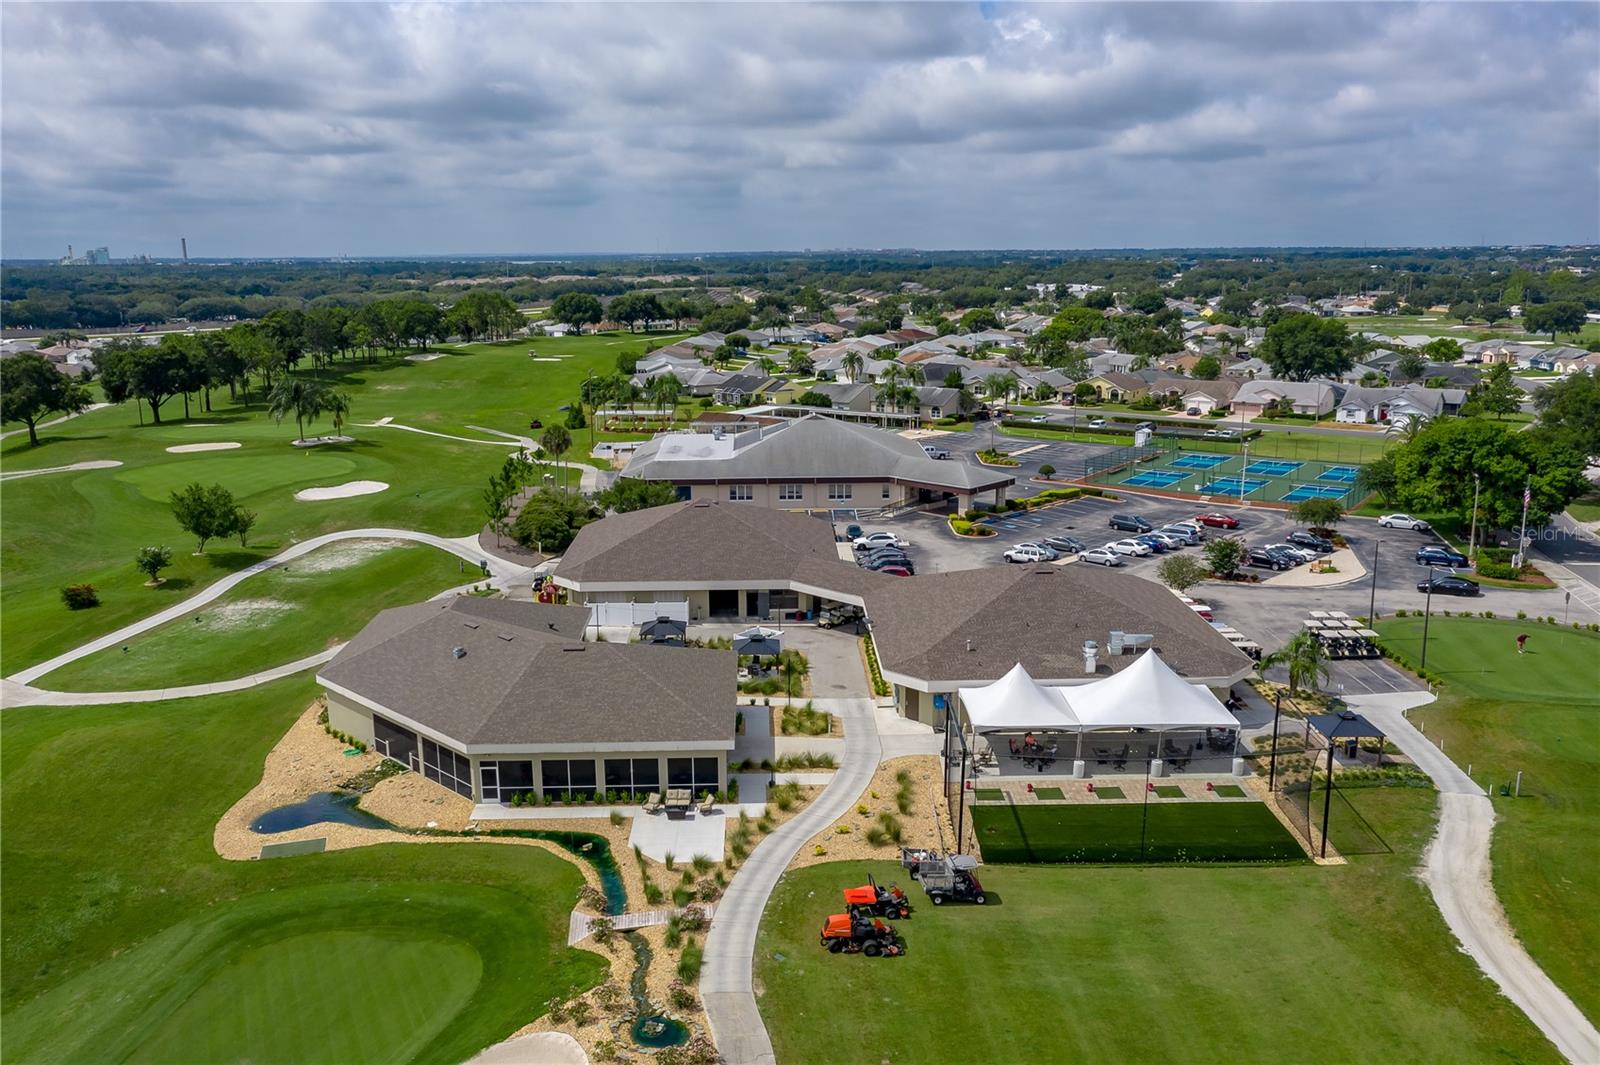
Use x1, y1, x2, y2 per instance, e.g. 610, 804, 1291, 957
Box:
1350, 693, 1600, 1064
702, 695, 881, 1065
2, 647, 342, 707
0, 459, 123, 481
7, 527, 536, 687
0, 401, 112, 441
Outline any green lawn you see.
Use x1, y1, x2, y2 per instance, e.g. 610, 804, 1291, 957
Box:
998, 425, 1136, 447
757, 791, 1558, 1064
971, 798, 1302, 863
1376, 616, 1600, 1023
38, 540, 469, 691
0, 330, 674, 674
1, 678, 606, 1064
1341, 314, 1600, 347
1566, 488, 1600, 524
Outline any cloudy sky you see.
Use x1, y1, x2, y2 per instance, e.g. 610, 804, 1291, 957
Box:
2, 2, 1596, 258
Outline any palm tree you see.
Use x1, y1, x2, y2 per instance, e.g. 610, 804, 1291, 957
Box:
540, 423, 573, 494
981, 374, 1011, 407
874, 365, 915, 414
1259, 631, 1331, 696
649, 374, 682, 422
842, 350, 864, 384
267, 376, 329, 442
325, 389, 354, 438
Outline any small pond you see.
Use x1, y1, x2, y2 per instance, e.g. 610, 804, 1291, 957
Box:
250, 792, 394, 834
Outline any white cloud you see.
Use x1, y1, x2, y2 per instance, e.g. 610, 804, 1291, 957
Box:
1, 1, 1595, 256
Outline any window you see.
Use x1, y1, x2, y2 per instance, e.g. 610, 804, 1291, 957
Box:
827, 483, 852, 501
930, 406, 942, 418
481, 760, 534, 803
421, 738, 473, 799
543, 758, 598, 800
778, 483, 804, 501
728, 484, 753, 502
882, 485, 891, 500
667, 756, 721, 796
604, 757, 662, 799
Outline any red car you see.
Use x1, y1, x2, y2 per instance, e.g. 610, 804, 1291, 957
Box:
877, 565, 913, 577
1195, 512, 1240, 529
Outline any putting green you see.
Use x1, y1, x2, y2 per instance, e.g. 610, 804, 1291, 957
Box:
116, 452, 360, 502
126, 930, 481, 1065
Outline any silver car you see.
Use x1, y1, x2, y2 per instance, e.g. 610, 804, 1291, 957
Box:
1078, 547, 1124, 567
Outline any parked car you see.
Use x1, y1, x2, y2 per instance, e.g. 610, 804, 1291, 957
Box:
1087, 417, 1107, 428
1147, 531, 1187, 550
1419, 574, 1481, 596
1159, 525, 1202, 546
1078, 546, 1125, 566
1247, 547, 1292, 571
1287, 531, 1334, 553
1016, 541, 1060, 560
1186, 406, 1201, 416
865, 556, 916, 574
854, 532, 907, 550
1194, 512, 1241, 529
1107, 538, 1153, 557
921, 445, 951, 460
1135, 421, 1155, 431
844, 524, 864, 541
1004, 544, 1053, 564
1109, 514, 1152, 533
1133, 534, 1171, 553
861, 547, 912, 567
1263, 543, 1316, 564
1030, 414, 1048, 424
1380, 513, 1431, 531
1416, 545, 1469, 567
1042, 535, 1087, 554
876, 565, 913, 578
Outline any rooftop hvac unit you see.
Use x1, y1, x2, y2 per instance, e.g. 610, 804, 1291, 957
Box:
1082, 639, 1098, 674
451, 646, 467, 659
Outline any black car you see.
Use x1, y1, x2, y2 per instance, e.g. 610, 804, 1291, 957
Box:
1042, 535, 1087, 554
1109, 514, 1152, 533
1416, 545, 1469, 567
1287, 531, 1334, 553
864, 554, 915, 574
1247, 547, 1291, 571
861, 548, 911, 567
1418, 574, 1480, 597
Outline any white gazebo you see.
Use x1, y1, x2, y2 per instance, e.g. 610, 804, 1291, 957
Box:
957, 652, 1242, 777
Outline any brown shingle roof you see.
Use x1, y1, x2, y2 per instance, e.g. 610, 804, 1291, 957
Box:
863, 564, 1251, 686
319, 598, 734, 748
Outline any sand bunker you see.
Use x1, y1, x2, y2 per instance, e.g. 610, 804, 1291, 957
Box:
530, 357, 562, 362
194, 598, 297, 632
286, 538, 414, 574
294, 480, 389, 501
406, 352, 449, 362
166, 442, 242, 454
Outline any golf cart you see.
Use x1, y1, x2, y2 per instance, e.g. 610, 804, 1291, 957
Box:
917, 855, 986, 905
899, 847, 940, 879
843, 874, 911, 919
819, 912, 904, 957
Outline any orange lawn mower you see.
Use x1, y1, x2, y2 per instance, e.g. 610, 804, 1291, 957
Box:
819, 912, 904, 957
842, 874, 911, 919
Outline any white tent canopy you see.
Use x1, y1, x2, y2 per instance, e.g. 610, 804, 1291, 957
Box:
960, 663, 1077, 732
957, 653, 1235, 734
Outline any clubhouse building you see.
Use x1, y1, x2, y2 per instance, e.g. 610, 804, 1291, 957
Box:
619, 414, 1015, 513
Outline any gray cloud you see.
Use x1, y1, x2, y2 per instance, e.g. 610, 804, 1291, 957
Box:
2, 1, 1595, 258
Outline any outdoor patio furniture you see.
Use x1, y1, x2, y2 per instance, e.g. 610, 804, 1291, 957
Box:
643, 792, 663, 814
698, 793, 715, 816
665, 788, 692, 818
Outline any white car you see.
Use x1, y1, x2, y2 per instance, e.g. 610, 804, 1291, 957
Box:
1078, 547, 1124, 567
1015, 540, 1060, 560
1263, 543, 1317, 564
1379, 513, 1431, 531
1005, 544, 1052, 564
1107, 538, 1152, 557
854, 532, 907, 550
1147, 532, 1186, 550
1087, 417, 1107, 428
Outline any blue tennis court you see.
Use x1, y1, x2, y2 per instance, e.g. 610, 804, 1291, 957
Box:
1243, 459, 1304, 477
1282, 483, 1352, 503
1202, 475, 1271, 497
1121, 469, 1188, 489
1316, 465, 1360, 483
1169, 453, 1231, 471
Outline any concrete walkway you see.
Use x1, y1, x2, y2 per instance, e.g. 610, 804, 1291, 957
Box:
2, 647, 342, 708
1349, 692, 1600, 1064
7, 527, 536, 688
0, 402, 112, 441
702, 695, 881, 1065
0, 459, 123, 481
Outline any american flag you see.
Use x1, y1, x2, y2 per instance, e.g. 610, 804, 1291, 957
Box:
1524, 485, 1532, 506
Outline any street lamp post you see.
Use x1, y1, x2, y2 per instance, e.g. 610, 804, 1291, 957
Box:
1420, 565, 1436, 671
1239, 439, 1249, 506
1367, 539, 1379, 625
1268, 691, 1283, 791
1468, 473, 1481, 561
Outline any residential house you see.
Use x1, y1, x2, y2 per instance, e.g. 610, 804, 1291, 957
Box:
1334, 384, 1467, 427
1082, 372, 1150, 403
1230, 380, 1336, 418
1178, 380, 1240, 414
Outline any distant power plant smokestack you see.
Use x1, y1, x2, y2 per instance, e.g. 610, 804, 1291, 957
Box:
181, 237, 188, 263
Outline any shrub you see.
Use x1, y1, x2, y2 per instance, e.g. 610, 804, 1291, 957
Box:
593, 1040, 619, 1063
589, 917, 616, 945
669, 979, 698, 1011
813, 844, 827, 856
835, 824, 852, 834
664, 915, 684, 949
568, 999, 593, 1027
664, 851, 676, 870
609, 810, 624, 827
643, 882, 665, 905
1517, 610, 1528, 620
1475, 559, 1518, 580
593, 983, 625, 1009
1395, 609, 1408, 618
691, 853, 713, 874
1038, 463, 1056, 478
60, 584, 99, 610
545, 997, 570, 1025
877, 812, 904, 843
672, 886, 693, 908
677, 941, 704, 982
865, 826, 889, 846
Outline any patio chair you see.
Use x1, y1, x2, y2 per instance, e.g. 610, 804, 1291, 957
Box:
698, 792, 716, 816
643, 792, 663, 814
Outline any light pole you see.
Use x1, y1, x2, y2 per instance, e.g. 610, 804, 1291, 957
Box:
1267, 691, 1283, 791
1420, 564, 1436, 671
1366, 539, 1380, 625
1468, 473, 1481, 561
1239, 439, 1250, 506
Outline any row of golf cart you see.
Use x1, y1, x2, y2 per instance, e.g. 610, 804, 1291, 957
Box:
817, 856, 986, 959
1302, 612, 1381, 659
